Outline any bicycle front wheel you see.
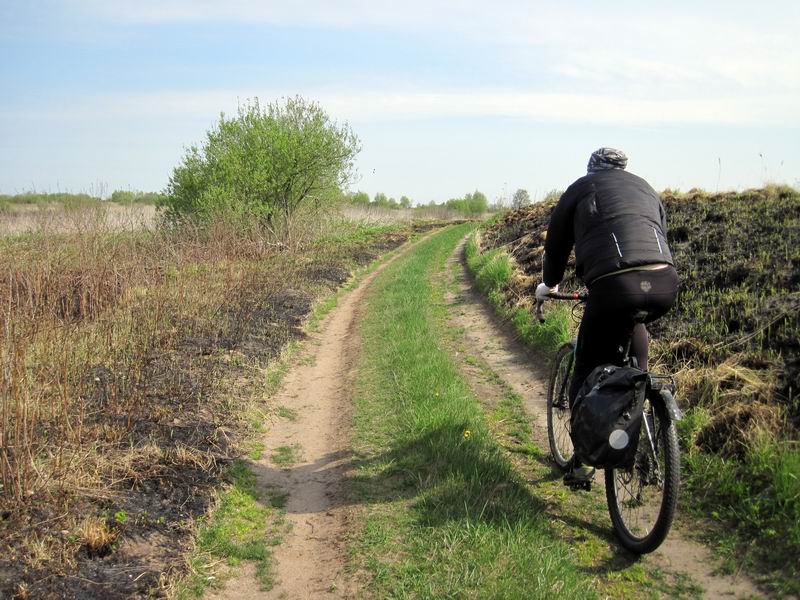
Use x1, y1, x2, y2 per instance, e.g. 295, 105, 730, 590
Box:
546, 342, 575, 469
606, 399, 680, 554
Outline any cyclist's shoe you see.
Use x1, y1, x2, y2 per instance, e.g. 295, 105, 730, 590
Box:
564, 460, 595, 491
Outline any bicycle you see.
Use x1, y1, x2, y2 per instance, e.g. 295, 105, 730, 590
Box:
536, 291, 682, 554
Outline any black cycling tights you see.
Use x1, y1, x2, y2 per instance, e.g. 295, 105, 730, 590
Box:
568, 266, 679, 404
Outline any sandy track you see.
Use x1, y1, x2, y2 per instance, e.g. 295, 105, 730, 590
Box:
210, 236, 424, 600
445, 239, 763, 599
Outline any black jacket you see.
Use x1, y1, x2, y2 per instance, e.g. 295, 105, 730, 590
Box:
543, 169, 674, 286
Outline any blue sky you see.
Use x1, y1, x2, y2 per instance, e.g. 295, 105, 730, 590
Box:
1, 1, 798, 203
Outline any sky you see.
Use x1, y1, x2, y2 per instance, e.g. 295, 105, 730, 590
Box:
1, 1, 799, 204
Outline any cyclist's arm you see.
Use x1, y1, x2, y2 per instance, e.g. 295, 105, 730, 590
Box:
542, 181, 581, 287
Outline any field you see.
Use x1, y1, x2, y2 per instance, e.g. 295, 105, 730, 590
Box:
0, 199, 158, 236
0, 201, 451, 598
1, 186, 797, 598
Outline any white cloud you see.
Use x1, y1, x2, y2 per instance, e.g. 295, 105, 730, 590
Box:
10, 87, 798, 127
7, 2, 797, 134
67, 0, 800, 97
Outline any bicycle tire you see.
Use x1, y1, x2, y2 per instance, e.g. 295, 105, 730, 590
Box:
605, 400, 680, 554
546, 341, 576, 469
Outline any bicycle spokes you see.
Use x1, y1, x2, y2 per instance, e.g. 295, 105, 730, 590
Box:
547, 343, 576, 469
606, 401, 680, 553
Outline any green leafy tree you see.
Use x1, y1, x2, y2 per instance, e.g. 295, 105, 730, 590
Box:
445, 197, 465, 212
399, 196, 411, 209
111, 190, 166, 205
446, 190, 488, 215
512, 188, 531, 209
164, 96, 360, 238
465, 190, 488, 214
371, 192, 385, 207
350, 191, 370, 206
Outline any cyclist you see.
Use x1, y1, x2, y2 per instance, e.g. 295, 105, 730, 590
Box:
535, 147, 679, 485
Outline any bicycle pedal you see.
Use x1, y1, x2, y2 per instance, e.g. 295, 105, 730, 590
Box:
564, 480, 592, 492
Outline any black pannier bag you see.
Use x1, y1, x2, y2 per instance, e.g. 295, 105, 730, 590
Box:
570, 364, 648, 469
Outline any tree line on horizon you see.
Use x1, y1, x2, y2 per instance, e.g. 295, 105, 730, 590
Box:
343, 187, 543, 214
345, 189, 490, 215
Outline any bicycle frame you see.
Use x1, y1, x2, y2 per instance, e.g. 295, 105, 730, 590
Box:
538, 291, 682, 424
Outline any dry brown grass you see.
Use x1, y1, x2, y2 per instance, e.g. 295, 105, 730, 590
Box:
672, 355, 777, 409
0, 202, 427, 597
0, 202, 157, 236
340, 204, 467, 224
13, 582, 29, 600
0, 214, 281, 504
0, 214, 276, 502
78, 517, 119, 558
662, 353, 786, 460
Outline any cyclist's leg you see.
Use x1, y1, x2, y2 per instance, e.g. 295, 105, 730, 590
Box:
569, 296, 631, 405
564, 303, 616, 481
630, 267, 680, 370
566, 296, 631, 481
631, 324, 649, 370
571, 267, 679, 401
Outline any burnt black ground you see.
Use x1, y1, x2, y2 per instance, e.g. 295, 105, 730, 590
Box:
0, 224, 442, 600
483, 186, 800, 425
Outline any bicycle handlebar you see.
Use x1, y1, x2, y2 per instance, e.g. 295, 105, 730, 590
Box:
535, 291, 588, 323
544, 291, 588, 301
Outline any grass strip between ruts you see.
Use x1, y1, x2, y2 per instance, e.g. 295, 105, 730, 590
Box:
350, 223, 597, 598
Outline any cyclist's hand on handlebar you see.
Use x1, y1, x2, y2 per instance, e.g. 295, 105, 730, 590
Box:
535, 282, 558, 302
535, 282, 558, 323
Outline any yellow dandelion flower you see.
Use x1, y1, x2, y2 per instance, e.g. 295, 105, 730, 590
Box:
463, 429, 472, 439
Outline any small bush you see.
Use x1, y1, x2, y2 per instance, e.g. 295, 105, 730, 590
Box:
163, 96, 360, 241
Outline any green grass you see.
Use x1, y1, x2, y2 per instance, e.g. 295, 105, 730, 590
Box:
271, 444, 302, 468
313, 219, 401, 247
247, 441, 266, 460
680, 438, 800, 595
306, 223, 431, 332
175, 461, 284, 598
276, 406, 298, 421
464, 232, 572, 356
349, 223, 597, 598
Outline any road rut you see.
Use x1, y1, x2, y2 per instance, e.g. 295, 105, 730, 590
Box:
210, 237, 425, 600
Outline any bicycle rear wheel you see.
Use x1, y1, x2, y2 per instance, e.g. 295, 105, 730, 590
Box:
605, 399, 680, 554
546, 342, 575, 469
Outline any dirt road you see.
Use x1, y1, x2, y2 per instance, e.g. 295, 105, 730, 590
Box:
210, 232, 764, 599
210, 238, 424, 599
